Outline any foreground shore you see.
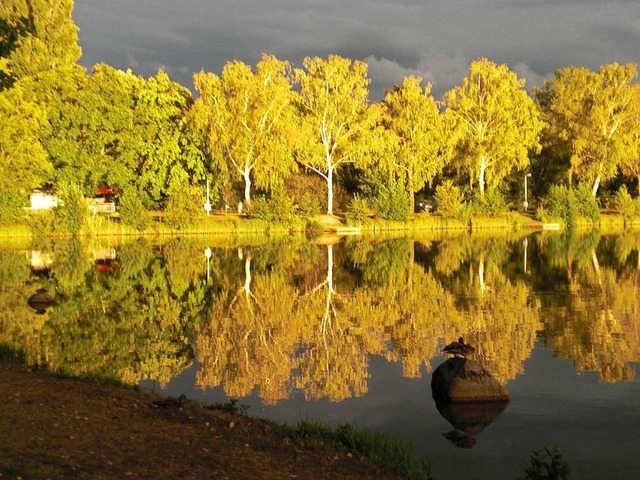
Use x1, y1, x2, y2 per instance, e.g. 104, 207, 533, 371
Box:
0, 361, 406, 480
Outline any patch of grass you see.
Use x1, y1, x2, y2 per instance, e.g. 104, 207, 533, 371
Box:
275, 421, 432, 480
209, 398, 251, 415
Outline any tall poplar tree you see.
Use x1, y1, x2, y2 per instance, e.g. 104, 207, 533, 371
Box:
444, 58, 542, 196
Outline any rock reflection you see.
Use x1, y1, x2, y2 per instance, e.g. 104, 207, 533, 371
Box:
431, 357, 509, 448
1, 230, 639, 405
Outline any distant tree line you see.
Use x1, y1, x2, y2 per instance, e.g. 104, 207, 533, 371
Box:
2, 1, 640, 227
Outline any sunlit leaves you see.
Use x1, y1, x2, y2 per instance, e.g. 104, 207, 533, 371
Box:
444, 58, 543, 196
540, 63, 638, 195
382, 76, 446, 211
297, 55, 382, 214
0, 79, 51, 193
192, 54, 297, 204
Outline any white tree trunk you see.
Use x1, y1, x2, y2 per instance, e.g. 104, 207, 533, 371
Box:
479, 157, 487, 196
591, 175, 601, 197
243, 168, 252, 204
327, 165, 334, 215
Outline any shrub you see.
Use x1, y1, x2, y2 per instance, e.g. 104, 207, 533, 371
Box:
55, 183, 88, 234
573, 183, 600, 222
374, 183, 410, 221
296, 192, 321, 218
614, 185, 638, 219
544, 184, 574, 224
472, 187, 508, 217
27, 209, 59, 235
119, 189, 150, 231
435, 181, 465, 219
250, 191, 298, 222
164, 185, 203, 230
346, 194, 372, 220
542, 183, 599, 225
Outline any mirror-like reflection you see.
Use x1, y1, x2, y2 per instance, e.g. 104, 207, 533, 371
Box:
1, 230, 640, 401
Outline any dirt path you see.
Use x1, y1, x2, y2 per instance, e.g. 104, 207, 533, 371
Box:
0, 361, 395, 479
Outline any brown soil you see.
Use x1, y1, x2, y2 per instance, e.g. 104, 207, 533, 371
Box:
0, 361, 397, 480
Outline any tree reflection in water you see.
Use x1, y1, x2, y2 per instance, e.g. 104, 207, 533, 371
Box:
1, 230, 639, 403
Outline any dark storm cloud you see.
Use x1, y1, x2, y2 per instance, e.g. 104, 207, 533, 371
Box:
73, 0, 640, 99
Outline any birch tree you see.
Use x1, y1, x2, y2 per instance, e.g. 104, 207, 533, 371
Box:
444, 58, 542, 196
192, 54, 297, 205
383, 76, 446, 212
544, 63, 637, 196
297, 55, 381, 215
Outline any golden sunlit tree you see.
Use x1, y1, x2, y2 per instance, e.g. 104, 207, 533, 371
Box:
444, 58, 543, 197
542, 63, 638, 196
382, 76, 447, 213
620, 84, 640, 195
192, 54, 297, 205
296, 55, 382, 215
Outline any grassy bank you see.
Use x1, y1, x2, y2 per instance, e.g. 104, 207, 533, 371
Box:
5, 210, 640, 239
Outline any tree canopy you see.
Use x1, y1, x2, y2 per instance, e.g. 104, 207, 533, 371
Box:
444, 58, 543, 197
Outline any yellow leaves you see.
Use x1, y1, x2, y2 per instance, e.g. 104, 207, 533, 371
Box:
444, 58, 543, 194
383, 75, 446, 195
542, 62, 638, 194
192, 54, 298, 201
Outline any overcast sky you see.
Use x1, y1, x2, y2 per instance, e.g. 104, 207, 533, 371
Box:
73, 0, 640, 100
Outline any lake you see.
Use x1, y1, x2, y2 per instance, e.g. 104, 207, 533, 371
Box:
1, 230, 639, 479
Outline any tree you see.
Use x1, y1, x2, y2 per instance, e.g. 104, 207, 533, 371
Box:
0, 0, 81, 87
444, 58, 543, 196
130, 69, 207, 204
192, 54, 297, 205
382, 76, 446, 212
620, 84, 640, 195
297, 55, 382, 215
0, 79, 51, 194
543, 63, 638, 196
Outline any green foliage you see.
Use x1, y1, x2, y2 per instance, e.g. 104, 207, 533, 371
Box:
296, 192, 322, 218
0, 0, 82, 83
542, 183, 600, 225
573, 183, 600, 222
0, 81, 51, 191
346, 194, 372, 220
250, 191, 298, 222
26, 209, 59, 234
614, 185, 639, 218
472, 187, 508, 217
374, 182, 411, 221
118, 189, 150, 231
435, 180, 465, 219
164, 185, 203, 230
543, 184, 574, 224
55, 183, 88, 234
0, 191, 26, 224
522, 447, 570, 480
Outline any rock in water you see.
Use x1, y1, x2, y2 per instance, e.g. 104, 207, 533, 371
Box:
431, 357, 509, 403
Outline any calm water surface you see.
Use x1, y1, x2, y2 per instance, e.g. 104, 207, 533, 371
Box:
1, 230, 639, 479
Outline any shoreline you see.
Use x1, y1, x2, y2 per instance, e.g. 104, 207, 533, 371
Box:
0, 359, 430, 480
